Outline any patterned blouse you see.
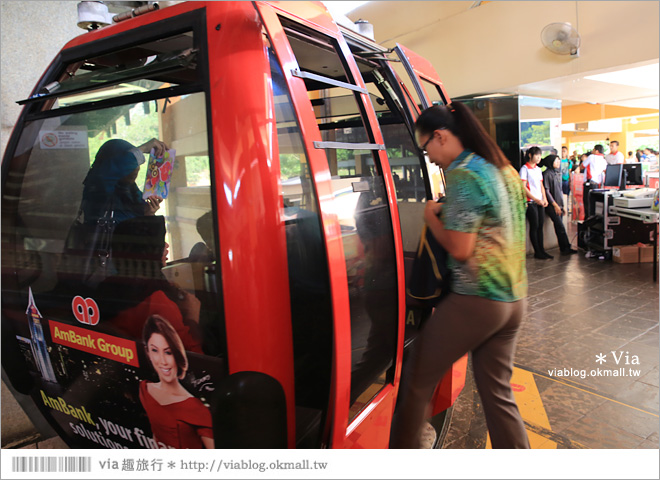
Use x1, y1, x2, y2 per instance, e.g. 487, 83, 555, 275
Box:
441, 150, 528, 302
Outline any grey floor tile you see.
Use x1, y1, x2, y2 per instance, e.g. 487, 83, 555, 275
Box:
612, 380, 660, 414
540, 382, 607, 418
595, 317, 659, 339
587, 400, 659, 439
557, 416, 646, 449
637, 439, 660, 448
638, 367, 659, 388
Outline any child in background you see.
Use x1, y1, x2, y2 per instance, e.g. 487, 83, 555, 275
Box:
520, 147, 552, 259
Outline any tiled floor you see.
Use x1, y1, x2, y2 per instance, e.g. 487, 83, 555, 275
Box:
443, 245, 659, 449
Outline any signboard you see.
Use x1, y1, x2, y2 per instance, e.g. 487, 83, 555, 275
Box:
10, 287, 223, 449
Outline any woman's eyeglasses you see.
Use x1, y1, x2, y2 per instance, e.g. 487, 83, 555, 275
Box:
419, 135, 434, 155
418, 128, 445, 155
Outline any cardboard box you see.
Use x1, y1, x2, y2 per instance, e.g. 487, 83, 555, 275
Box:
613, 245, 639, 264
639, 244, 656, 263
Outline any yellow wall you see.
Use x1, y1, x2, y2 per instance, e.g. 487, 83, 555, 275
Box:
563, 104, 658, 123
563, 115, 659, 155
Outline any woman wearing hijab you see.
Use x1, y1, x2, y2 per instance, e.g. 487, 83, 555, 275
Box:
541, 155, 578, 255
82, 138, 167, 225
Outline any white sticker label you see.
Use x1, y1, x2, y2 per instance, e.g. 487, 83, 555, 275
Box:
39, 130, 88, 149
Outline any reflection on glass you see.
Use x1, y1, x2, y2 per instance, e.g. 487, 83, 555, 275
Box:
29, 32, 198, 109
281, 19, 399, 418
270, 50, 333, 446
323, 149, 398, 411
5, 90, 224, 357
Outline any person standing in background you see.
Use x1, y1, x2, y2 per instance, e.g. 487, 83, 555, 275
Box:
583, 145, 608, 185
582, 145, 607, 218
578, 153, 588, 173
605, 141, 624, 165
541, 156, 577, 255
520, 147, 552, 260
642, 148, 657, 163
560, 146, 571, 195
627, 151, 635, 163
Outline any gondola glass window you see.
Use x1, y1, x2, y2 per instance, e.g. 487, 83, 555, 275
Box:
2, 31, 226, 361
279, 17, 399, 419
270, 49, 334, 446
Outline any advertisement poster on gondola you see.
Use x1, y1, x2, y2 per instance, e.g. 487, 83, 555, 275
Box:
8, 287, 222, 449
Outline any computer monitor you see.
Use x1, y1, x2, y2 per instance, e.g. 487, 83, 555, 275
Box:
622, 162, 644, 189
603, 163, 623, 187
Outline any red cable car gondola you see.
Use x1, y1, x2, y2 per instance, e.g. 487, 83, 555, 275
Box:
1, 1, 466, 449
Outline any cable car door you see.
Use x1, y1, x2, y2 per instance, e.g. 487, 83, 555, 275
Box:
393, 43, 450, 109
393, 43, 468, 416
256, 2, 406, 449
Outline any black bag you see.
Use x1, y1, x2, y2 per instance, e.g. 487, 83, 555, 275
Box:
406, 222, 451, 313
64, 197, 117, 288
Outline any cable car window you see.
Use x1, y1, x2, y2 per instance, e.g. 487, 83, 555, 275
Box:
4, 89, 223, 345
3, 52, 226, 448
269, 49, 333, 448
311, 87, 370, 145
322, 147, 398, 414
279, 18, 399, 418
20, 32, 199, 109
360, 70, 430, 252
389, 61, 425, 112
420, 78, 446, 107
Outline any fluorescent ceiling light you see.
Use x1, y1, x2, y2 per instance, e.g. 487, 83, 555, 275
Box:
323, 1, 369, 17
584, 63, 659, 90
588, 118, 623, 133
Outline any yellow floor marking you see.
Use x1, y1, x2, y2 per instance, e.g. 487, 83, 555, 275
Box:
486, 367, 557, 449
529, 369, 659, 418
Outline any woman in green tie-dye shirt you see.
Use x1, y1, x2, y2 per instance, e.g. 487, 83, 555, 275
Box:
390, 102, 530, 449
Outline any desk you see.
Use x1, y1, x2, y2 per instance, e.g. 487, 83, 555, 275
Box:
609, 206, 659, 282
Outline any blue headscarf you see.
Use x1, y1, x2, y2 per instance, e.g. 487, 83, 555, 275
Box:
84, 139, 145, 194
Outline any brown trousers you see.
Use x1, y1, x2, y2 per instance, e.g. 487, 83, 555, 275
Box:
389, 293, 530, 449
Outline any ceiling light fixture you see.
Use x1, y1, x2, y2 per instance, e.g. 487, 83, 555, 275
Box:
584, 63, 659, 90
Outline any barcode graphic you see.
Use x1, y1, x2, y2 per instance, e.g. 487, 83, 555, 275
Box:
12, 456, 91, 473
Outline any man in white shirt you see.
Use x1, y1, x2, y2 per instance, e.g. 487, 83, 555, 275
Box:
583, 144, 608, 185
605, 141, 624, 165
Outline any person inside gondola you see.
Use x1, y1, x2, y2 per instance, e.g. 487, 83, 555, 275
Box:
81, 138, 167, 225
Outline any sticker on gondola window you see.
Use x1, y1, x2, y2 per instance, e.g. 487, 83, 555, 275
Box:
39, 130, 88, 149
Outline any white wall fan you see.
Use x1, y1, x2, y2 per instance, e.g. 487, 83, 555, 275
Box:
541, 22, 581, 56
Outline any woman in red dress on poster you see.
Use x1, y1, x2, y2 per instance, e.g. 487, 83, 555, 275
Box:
139, 314, 214, 448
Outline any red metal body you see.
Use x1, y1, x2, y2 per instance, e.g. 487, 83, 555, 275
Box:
1, 1, 466, 450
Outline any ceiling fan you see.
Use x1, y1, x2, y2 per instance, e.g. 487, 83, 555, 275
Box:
541, 22, 581, 56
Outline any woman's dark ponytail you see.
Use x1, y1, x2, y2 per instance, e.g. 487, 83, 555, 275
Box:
416, 102, 511, 169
